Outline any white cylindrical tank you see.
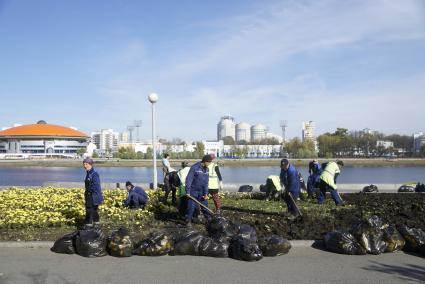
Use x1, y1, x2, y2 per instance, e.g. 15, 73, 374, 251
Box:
236, 122, 251, 142
217, 116, 236, 140
251, 124, 267, 141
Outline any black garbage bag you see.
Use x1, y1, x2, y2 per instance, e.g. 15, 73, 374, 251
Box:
396, 225, 425, 252
351, 215, 387, 255
51, 231, 77, 254
324, 231, 367, 255
173, 233, 203, 255
398, 185, 415, 193
206, 216, 238, 242
238, 185, 253, 192
198, 236, 229, 257
107, 227, 133, 257
415, 183, 425, 193
362, 184, 378, 193
133, 232, 173, 256
382, 226, 405, 253
229, 236, 263, 261
234, 223, 258, 243
75, 228, 107, 257
258, 235, 291, 256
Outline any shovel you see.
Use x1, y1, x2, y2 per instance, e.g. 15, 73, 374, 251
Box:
186, 194, 216, 215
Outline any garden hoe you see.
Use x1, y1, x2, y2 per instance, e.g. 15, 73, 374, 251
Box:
186, 194, 216, 216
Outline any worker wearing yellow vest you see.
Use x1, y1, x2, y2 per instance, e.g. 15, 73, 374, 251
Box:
264, 175, 282, 200
318, 160, 345, 205
177, 161, 191, 216
207, 154, 223, 214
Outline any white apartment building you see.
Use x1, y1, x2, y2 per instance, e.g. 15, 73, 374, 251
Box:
91, 129, 119, 153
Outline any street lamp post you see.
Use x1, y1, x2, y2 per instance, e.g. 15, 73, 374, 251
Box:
148, 93, 159, 189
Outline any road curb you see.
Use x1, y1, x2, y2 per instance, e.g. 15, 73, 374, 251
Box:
0, 240, 321, 248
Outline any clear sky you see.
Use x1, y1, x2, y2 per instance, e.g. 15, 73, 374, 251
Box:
0, 0, 424, 141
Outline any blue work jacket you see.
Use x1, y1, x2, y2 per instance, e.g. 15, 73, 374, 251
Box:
280, 164, 301, 195
185, 161, 209, 196
84, 168, 104, 206
125, 186, 148, 207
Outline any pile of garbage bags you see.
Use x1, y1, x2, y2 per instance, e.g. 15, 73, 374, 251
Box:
324, 215, 425, 257
51, 216, 291, 261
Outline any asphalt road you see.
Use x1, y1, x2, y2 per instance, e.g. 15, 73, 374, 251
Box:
0, 246, 424, 284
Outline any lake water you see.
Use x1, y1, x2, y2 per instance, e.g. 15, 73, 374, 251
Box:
0, 166, 424, 186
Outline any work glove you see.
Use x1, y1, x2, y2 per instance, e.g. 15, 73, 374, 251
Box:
219, 181, 223, 190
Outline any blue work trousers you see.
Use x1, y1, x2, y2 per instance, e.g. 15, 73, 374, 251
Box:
185, 191, 211, 222
317, 180, 343, 205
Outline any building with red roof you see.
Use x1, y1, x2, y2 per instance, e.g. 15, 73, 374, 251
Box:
0, 120, 89, 156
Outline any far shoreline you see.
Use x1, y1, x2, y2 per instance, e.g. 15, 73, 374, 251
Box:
0, 158, 424, 168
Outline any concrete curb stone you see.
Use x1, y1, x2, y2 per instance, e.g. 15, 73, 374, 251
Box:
0, 240, 319, 248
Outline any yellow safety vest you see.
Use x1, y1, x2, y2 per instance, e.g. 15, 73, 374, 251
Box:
177, 167, 191, 187
208, 163, 219, 189
268, 175, 282, 191
177, 167, 191, 197
320, 161, 340, 189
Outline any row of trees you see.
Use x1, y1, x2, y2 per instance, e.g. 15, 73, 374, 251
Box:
316, 128, 414, 158
112, 141, 206, 160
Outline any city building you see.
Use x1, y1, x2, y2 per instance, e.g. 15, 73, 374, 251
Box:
302, 121, 316, 142
413, 132, 425, 154
203, 140, 224, 157
217, 116, 236, 140
376, 140, 394, 149
251, 124, 267, 141
0, 120, 88, 157
91, 129, 119, 154
235, 122, 251, 143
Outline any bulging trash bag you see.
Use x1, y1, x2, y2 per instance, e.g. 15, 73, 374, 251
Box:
324, 231, 367, 255
206, 216, 237, 241
173, 231, 204, 255
51, 231, 77, 254
234, 223, 257, 243
396, 225, 425, 252
258, 235, 291, 256
107, 227, 133, 257
229, 236, 263, 261
75, 228, 107, 257
238, 185, 253, 192
398, 185, 415, 193
198, 237, 229, 258
415, 183, 425, 193
133, 232, 173, 256
362, 184, 378, 193
383, 226, 405, 253
351, 216, 388, 255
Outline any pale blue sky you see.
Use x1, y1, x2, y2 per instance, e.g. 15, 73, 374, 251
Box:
0, 0, 424, 140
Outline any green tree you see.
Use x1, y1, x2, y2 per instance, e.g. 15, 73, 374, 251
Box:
194, 141, 205, 158
92, 152, 99, 158
76, 147, 86, 157
144, 147, 153, 159
222, 136, 235, 145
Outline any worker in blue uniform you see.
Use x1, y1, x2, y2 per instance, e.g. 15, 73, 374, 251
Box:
83, 158, 103, 228
307, 160, 322, 199
185, 154, 213, 226
124, 181, 148, 209
280, 158, 301, 217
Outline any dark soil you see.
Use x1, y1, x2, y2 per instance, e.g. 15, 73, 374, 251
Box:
219, 193, 425, 240
1, 193, 424, 242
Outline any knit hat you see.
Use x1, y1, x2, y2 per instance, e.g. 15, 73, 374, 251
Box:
202, 154, 213, 163
280, 158, 289, 166
125, 181, 133, 187
83, 157, 93, 165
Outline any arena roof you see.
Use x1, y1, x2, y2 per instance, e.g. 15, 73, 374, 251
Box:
0, 123, 88, 138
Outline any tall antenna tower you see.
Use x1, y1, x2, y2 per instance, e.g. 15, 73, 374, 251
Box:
134, 120, 142, 142
127, 126, 135, 143
280, 120, 288, 142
